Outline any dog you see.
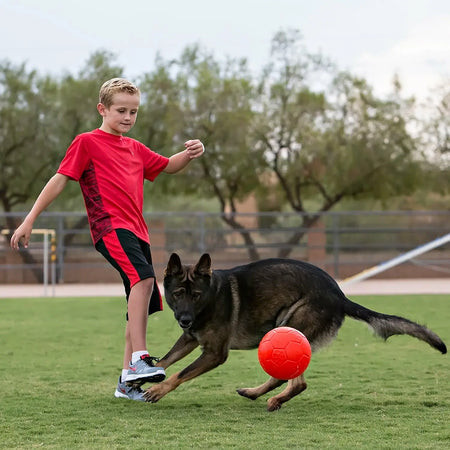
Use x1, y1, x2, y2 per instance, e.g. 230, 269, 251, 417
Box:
143, 253, 447, 411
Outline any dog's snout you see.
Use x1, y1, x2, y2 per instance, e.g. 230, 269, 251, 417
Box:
178, 314, 193, 329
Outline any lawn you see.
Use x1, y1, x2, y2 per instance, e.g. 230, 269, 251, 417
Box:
0, 294, 448, 449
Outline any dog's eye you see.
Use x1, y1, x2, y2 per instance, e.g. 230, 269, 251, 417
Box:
191, 291, 201, 301
173, 290, 185, 299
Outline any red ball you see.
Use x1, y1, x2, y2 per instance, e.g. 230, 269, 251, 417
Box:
258, 327, 311, 379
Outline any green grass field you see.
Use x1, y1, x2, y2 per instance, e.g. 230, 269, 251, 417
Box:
0, 294, 448, 449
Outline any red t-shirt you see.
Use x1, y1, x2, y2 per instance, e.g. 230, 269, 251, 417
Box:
57, 129, 169, 244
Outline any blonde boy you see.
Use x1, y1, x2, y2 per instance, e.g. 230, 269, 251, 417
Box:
11, 78, 205, 401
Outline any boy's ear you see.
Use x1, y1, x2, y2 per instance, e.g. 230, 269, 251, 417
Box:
97, 103, 106, 116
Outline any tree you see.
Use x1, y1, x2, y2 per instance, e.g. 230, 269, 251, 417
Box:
175, 46, 266, 258
253, 31, 426, 258
254, 30, 328, 212
134, 32, 432, 261
136, 46, 264, 257
419, 81, 450, 196
0, 61, 61, 279
424, 81, 450, 157
0, 61, 59, 216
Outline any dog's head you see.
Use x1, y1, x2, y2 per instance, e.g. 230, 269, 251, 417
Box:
163, 253, 213, 330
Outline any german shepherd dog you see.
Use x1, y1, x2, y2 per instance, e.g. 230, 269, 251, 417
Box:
143, 253, 447, 411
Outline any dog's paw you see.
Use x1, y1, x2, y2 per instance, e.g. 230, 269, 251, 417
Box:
143, 386, 160, 403
266, 397, 283, 412
236, 388, 258, 400
143, 382, 171, 403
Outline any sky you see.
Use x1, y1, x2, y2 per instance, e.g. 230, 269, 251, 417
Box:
0, 0, 449, 100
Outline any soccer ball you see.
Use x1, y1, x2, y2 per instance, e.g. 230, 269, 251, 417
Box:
258, 327, 311, 379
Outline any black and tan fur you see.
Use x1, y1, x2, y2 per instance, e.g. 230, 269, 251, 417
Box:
144, 253, 447, 411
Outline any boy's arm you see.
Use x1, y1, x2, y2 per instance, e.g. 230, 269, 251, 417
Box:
10, 173, 69, 250
164, 139, 205, 174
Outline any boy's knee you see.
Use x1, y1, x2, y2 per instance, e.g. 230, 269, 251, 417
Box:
132, 277, 154, 293
142, 277, 154, 288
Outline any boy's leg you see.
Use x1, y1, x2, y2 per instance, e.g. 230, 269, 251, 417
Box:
123, 322, 132, 374
127, 277, 154, 352
125, 277, 165, 386
95, 229, 165, 391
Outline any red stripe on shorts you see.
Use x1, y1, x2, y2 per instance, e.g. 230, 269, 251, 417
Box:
101, 231, 141, 287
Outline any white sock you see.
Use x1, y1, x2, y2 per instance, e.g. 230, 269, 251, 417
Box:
131, 350, 149, 364
121, 369, 129, 383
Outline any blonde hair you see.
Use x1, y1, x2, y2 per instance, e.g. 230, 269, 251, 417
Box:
99, 78, 140, 108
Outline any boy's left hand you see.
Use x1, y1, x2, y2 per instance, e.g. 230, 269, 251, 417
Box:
185, 140, 205, 159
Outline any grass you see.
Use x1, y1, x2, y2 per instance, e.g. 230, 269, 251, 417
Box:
0, 294, 448, 449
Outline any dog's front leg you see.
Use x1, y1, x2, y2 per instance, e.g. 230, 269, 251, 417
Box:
144, 349, 226, 403
157, 332, 199, 370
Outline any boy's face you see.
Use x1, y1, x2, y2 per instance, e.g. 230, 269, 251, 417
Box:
97, 92, 140, 135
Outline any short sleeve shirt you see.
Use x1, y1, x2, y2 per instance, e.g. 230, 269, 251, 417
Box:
57, 129, 169, 244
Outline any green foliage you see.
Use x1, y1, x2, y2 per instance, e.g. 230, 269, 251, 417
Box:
0, 294, 448, 449
0, 29, 447, 220
0, 52, 126, 215
255, 41, 426, 216
139, 44, 262, 209
417, 81, 450, 194
0, 62, 58, 215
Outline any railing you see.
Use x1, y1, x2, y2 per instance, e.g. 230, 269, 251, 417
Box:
1, 210, 449, 284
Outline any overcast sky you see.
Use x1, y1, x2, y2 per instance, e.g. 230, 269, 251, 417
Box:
1, 0, 449, 100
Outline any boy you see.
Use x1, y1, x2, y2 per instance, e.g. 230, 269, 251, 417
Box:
10, 78, 205, 401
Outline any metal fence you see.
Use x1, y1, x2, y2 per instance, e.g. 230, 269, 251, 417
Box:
1, 210, 449, 284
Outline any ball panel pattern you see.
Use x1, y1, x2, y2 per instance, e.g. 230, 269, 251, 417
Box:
258, 327, 311, 379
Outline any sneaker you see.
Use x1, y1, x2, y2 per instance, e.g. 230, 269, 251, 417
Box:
125, 354, 166, 384
114, 376, 145, 401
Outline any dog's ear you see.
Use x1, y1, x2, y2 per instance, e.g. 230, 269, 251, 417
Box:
194, 253, 212, 276
165, 253, 183, 277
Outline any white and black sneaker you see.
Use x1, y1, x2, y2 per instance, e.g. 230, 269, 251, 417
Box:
125, 355, 166, 386
114, 376, 145, 401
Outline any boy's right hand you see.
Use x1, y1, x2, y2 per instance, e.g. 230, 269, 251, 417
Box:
10, 221, 33, 250
9, 173, 69, 250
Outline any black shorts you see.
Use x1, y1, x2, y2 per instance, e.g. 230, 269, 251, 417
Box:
95, 228, 163, 317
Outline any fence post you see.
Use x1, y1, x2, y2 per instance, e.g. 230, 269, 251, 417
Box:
149, 220, 166, 278
307, 220, 326, 270
57, 215, 64, 283
332, 214, 340, 278
198, 212, 206, 254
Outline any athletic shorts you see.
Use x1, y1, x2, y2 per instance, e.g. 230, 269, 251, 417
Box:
95, 228, 163, 318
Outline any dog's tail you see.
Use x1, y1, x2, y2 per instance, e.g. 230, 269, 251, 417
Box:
343, 298, 447, 354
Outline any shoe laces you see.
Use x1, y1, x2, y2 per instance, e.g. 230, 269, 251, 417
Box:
141, 355, 160, 367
